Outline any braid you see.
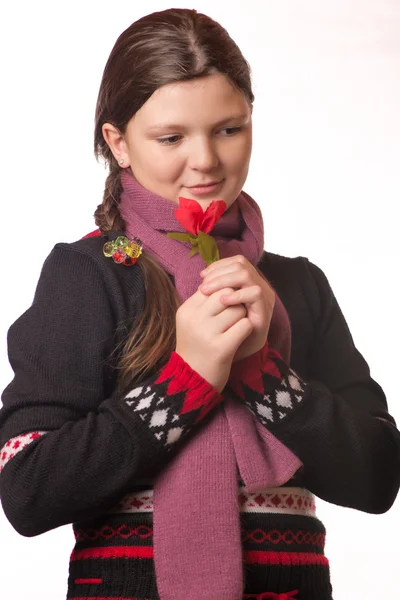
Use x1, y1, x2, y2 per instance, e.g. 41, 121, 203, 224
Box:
93, 153, 180, 390
94, 159, 125, 234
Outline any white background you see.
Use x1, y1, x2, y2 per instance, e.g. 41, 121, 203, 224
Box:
0, 1, 399, 598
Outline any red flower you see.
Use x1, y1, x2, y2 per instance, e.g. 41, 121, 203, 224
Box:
174, 197, 227, 235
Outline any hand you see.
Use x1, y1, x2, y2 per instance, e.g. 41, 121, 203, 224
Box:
199, 255, 275, 361
175, 286, 253, 392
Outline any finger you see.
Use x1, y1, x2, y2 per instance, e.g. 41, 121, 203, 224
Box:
189, 287, 215, 308
189, 286, 234, 311
198, 287, 248, 334
220, 285, 264, 307
201, 287, 237, 316
200, 260, 257, 286
220, 315, 254, 347
200, 255, 249, 277
199, 269, 253, 294
200, 261, 243, 283
214, 303, 248, 333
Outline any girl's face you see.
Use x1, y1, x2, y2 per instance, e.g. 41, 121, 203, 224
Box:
102, 73, 253, 210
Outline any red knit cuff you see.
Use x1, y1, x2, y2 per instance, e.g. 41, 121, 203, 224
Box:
154, 351, 223, 422
231, 344, 268, 382
230, 343, 284, 381
228, 343, 285, 399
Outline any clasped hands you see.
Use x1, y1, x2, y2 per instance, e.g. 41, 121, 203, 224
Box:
198, 255, 275, 362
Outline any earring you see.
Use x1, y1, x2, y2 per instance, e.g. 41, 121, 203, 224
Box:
118, 158, 124, 165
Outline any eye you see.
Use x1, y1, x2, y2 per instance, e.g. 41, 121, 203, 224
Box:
157, 135, 181, 146
220, 127, 242, 136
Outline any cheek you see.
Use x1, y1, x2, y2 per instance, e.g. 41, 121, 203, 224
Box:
240, 130, 252, 162
155, 154, 184, 182
223, 134, 252, 172
135, 143, 183, 181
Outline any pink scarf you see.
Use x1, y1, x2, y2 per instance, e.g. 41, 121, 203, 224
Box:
119, 169, 302, 600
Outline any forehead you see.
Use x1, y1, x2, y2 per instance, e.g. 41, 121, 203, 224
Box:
132, 73, 250, 129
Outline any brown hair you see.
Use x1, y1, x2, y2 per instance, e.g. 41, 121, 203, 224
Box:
93, 8, 254, 389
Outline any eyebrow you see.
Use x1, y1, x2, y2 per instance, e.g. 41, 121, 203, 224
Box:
146, 113, 249, 133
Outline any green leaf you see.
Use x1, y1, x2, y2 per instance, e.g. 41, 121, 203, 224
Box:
167, 231, 219, 265
166, 232, 192, 242
197, 231, 221, 266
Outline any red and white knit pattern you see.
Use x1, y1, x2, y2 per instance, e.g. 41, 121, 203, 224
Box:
0, 431, 47, 472
238, 487, 316, 516
123, 352, 223, 448
108, 489, 155, 513
107, 487, 317, 517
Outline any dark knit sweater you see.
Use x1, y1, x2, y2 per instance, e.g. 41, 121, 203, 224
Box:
0, 232, 399, 599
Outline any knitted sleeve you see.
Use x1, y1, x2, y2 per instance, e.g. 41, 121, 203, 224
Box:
0, 245, 222, 537
226, 259, 400, 514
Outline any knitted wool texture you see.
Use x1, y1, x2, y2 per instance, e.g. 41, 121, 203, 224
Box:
118, 169, 302, 600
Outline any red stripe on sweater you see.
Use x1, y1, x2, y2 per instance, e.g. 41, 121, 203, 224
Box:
70, 546, 153, 560
82, 229, 101, 238
243, 550, 329, 566
74, 578, 103, 584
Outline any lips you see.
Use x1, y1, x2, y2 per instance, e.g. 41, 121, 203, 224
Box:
186, 180, 224, 196
188, 181, 221, 188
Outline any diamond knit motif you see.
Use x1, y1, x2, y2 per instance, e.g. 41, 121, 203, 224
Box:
243, 369, 306, 426
125, 384, 184, 447
107, 486, 316, 516
123, 353, 222, 447
238, 487, 316, 516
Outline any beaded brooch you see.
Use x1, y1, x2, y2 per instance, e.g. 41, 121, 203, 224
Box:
103, 235, 143, 266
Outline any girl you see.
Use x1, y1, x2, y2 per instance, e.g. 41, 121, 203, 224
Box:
1, 8, 399, 600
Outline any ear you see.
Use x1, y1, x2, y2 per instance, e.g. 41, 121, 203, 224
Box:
102, 123, 131, 167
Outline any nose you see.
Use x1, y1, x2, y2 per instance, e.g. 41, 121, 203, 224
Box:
188, 136, 219, 171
